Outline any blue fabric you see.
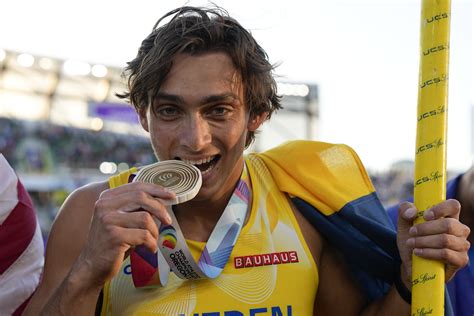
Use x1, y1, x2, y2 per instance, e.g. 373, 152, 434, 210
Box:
293, 192, 400, 301
387, 174, 471, 316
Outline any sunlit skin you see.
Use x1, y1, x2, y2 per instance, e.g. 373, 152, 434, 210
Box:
139, 52, 265, 240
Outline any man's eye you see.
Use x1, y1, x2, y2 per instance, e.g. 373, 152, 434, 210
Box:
157, 107, 179, 117
210, 106, 230, 116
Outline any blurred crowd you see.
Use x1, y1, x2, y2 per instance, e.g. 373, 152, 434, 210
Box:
0, 117, 155, 173
1, 117, 156, 239
370, 169, 414, 208
2, 117, 419, 240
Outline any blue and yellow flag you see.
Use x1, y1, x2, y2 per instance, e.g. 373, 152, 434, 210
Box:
254, 140, 401, 300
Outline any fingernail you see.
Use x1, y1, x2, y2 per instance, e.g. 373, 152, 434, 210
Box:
406, 238, 415, 247
409, 226, 417, 236
162, 213, 171, 224
163, 189, 174, 196
404, 207, 417, 218
424, 210, 434, 220
413, 248, 422, 256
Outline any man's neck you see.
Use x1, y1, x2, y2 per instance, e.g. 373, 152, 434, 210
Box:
172, 180, 241, 242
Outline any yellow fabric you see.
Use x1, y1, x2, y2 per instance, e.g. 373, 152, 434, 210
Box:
254, 140, 375, 215
108, 167, 138, 189
101, 152, 318, 315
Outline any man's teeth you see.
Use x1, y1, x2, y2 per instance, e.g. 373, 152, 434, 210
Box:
201, 164, 213, 175
182, 156, 215, 166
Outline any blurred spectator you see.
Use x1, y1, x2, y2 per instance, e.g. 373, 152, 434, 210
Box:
370, 168, 414, 207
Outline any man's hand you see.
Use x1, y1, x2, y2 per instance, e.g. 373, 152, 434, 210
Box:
75, 181, 176, 287
458, 166, 474, 244
396, 199, 471, 285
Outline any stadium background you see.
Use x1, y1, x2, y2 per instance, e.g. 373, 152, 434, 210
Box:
1, 48, 424, 241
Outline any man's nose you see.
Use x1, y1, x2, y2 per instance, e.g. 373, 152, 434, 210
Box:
181, 114, 212, 151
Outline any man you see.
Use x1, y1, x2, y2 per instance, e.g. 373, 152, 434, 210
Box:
387, 166, 474, 315
0, 154, 44, 315
24, 7, 470, 315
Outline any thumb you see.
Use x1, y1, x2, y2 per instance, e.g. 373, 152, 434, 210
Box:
397, 201, 417, 232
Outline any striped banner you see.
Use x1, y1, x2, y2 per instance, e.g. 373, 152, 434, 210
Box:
0, 154, 44, 315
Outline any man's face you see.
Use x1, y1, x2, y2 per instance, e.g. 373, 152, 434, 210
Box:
140, 52, 263, 201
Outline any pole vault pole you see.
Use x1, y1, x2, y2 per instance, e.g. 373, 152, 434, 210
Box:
412, 0, 451, 315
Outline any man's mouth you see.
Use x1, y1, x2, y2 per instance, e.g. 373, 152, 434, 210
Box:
177, 155, 221, 175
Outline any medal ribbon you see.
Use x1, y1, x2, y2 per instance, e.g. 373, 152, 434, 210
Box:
130, 161, 250, 287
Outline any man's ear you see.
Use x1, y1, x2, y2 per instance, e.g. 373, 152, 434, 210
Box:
248, 112, 268, 132
138, 110, 149, 132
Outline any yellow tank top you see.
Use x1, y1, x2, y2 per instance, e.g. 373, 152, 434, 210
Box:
101, 155, 318, 315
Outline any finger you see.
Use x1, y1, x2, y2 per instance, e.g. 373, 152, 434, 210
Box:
96, 191, 172, 225
409, 218, 470, 238
398, 202, 417, 224
413, 248, 469, 269
112, 226, 159, 253
446, 264, 463, 282
423, 199, 461, 221
128, 228, 159, 253
101, 211, 159, 240
101, 181, 176, 200
407, 234, 471, 252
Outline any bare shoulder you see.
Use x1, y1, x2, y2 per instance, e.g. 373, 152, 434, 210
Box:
290, 202, 366, 314
289, 202, 324, 268
51, 181, 109, 244
47, 180, 109, 268
24, 180, 108, 315
57, 181, 109, 219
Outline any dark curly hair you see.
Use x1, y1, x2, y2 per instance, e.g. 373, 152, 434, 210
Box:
117, 6, 282, 147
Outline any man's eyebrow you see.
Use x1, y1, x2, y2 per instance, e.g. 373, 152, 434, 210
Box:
153, 92, 240, 104
202, 93, 240, 104
153, 93, 184, 104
